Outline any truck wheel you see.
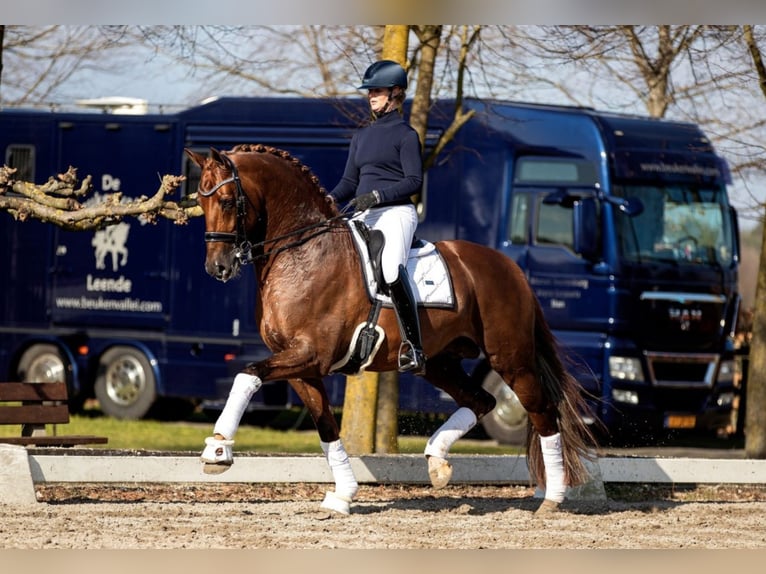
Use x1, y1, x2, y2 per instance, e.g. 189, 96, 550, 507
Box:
480, 369, 528, 445
17, 344, 68, 384
95, 346, 157, 419
16, 343, 88, 413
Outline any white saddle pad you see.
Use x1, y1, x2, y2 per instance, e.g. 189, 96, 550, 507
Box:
349, 221, 455, 309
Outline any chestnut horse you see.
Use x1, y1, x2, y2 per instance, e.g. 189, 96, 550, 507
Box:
186, 144, 596, 515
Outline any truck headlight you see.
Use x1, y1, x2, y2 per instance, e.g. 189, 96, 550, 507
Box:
612, 389, 640, 404
609, 356, 644, 382
717, 359, 735, 384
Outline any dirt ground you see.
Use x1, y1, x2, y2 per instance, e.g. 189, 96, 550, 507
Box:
2, 482, 765, 549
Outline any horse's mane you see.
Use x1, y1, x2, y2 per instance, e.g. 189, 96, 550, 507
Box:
229, 143, 328, 198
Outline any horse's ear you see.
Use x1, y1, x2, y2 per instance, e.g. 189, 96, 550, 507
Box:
209, 147, 225, 165
184, 148, 206, 168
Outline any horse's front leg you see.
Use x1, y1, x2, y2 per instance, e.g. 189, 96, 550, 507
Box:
288, 377, 358, 516
200, 339, 320, 474
200, 372, 262, 474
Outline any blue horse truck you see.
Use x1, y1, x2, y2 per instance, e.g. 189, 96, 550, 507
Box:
0, 96, 741, 443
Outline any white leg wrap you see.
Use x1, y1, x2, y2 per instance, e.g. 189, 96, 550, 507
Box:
540, 432, 566, 503
320, 439, 359, 501
212, 373, 262, 440
424, 407, 477, 459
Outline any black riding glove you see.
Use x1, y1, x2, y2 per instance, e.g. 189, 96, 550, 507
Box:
349, 190, 380, 211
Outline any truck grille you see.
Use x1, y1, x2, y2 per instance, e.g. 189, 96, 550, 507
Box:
644, 352, 718, 388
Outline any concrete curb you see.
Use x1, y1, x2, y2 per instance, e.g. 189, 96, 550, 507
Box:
23, 451, 766, 483
5, 448, 766, 506
0, 444, 38, 505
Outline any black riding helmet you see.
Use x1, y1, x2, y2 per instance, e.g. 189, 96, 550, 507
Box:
358, 60, 408, 90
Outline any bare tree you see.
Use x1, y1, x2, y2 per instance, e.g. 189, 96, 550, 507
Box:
1, 26, 133, 108
509, 26, 714, 117
101, 25, 381, 99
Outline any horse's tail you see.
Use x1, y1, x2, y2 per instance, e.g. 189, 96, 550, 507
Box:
526, 297, 598, 488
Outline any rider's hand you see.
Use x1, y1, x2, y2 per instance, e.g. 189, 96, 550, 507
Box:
349, 190, 380, 211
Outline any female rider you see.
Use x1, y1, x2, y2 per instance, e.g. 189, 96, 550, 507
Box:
328, 59, 426, 375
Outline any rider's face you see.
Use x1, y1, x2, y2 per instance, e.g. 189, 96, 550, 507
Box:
368, 88, 391, 113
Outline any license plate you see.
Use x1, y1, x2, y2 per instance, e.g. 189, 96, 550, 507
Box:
664, 414, 696, 429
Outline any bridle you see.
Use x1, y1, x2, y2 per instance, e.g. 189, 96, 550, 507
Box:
199, 153, 254, 265
198, 152, 352, 265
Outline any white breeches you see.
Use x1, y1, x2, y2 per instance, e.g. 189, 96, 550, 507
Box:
353, 203, 418, 284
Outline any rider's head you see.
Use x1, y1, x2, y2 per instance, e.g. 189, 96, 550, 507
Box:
358, 60, 407, 116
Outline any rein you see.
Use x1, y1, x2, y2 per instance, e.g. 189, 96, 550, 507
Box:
201, 153, 352, 264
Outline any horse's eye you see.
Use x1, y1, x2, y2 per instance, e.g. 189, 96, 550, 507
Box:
219, 197, 236, 211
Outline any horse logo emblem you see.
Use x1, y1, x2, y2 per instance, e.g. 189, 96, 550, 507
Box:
92, 222, 130, 271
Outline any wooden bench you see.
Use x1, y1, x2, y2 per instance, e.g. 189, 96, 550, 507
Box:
0, 381, 108, 447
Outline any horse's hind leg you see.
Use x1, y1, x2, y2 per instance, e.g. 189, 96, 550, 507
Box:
200, 372, 263, 474
510, 367, 571, 513
422, 354, 497, 489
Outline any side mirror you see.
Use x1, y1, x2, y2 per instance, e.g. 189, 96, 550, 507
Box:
573, 197, 601, 261
600, 193, 644, 216
543, 188, 577, 208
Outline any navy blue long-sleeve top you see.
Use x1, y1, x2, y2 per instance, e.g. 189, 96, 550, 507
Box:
330, 110, 423, 206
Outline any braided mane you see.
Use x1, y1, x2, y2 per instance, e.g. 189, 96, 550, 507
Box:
230, 143, 328, 197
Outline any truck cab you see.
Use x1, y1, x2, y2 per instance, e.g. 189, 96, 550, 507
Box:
419, 100, 740, 441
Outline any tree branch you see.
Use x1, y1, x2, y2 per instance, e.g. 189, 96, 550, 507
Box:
0, 165, 201, 230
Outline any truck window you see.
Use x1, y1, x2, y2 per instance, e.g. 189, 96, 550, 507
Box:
508, 193, 530, 243
535, 200, 574, 250
183, 152, 202, 198
614, 183, 734, 266
514, 157, 598, 186
5, 145, 35, 183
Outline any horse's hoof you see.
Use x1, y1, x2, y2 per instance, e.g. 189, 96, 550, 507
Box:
534, 499, 561, 515
427, 456, 453, 489
202, 462, 232, 475
200, 436, 234, 473
320, 491, 352, 515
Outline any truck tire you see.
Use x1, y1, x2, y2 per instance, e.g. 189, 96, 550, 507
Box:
15, 343, 87, 414
17, 344, 68, 384
480, 369, 528, 445
95, 346, 157, 419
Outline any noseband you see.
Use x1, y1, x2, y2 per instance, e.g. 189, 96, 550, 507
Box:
199, 153, 253, 266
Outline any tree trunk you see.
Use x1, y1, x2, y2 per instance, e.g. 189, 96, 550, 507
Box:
410, 26, 442, 149
375, 370, 400, 452
0, 25, 5, 95
742, 25, 766, 459
745, 204, 766, 458
339, 372, 378, 455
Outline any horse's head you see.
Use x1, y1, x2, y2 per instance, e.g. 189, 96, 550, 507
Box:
186, 145, 339, 283
185, 147, 253, 282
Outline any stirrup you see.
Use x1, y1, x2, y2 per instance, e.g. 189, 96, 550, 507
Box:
398, 341, 426, 375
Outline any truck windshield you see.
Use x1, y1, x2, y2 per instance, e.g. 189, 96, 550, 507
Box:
614, 184, 735, 267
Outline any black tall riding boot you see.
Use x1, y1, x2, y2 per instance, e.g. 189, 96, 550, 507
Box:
388, 264, 427, 376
